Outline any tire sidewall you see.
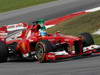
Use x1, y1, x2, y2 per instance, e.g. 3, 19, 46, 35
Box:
79, 32, 94, 46
35, 41, 47, 63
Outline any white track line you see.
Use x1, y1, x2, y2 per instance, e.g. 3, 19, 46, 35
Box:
93, 29, 100, 35
85, 7, 100, 12
45, 25, 55, 29
85, 7, 100, 35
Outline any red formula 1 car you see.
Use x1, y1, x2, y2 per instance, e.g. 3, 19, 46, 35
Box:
0, 19, 100, 63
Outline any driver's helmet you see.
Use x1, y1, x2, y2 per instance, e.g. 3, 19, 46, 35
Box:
38, 19, 45, 27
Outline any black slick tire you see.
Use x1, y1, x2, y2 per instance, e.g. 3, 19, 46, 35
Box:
0, 41, 8, 62
79, 32, 94, 47
35, 40, 53, 63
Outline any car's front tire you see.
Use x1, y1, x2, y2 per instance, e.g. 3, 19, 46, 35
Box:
35, 40, 53, 63
79, 32, 94, 46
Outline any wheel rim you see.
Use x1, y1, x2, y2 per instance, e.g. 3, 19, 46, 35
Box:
36, 44, 45, 61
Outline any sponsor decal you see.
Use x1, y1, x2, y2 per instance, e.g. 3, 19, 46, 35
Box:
48, 55, 55, 58
7, 23, 26, 31
6, 30, 22, 41
0, 32, 7, 38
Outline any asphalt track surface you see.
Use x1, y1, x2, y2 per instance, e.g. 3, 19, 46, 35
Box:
0, 0, 100, 24
1, 0, 100, 75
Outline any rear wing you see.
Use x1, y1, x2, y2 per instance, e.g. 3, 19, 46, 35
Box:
6, 23, 28, 32
0, 23, 28, 40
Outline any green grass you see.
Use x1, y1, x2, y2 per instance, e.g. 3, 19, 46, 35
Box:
47, 11, 100, 44
0, 0, 55, 13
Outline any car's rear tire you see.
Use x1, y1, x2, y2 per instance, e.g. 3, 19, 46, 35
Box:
35, 40, 53, 63
79, 32, 94, 47
0, 41, 8, 62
